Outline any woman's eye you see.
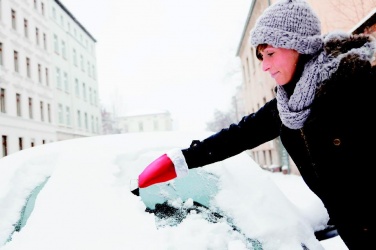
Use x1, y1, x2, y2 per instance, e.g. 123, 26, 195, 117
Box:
267, 52, 274, 57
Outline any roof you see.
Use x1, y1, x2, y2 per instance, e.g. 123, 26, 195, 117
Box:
350, 7, 376, 34
236, 0, 256, 56
54, 0, 97, 42
121, 109, 171, 118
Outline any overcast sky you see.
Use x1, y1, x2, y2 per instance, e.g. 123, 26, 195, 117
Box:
60, 0, 252, 131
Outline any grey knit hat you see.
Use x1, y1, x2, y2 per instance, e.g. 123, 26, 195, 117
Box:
250, 0, 323, 54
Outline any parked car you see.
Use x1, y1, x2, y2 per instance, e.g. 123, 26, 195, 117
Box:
0, 131, 342, 250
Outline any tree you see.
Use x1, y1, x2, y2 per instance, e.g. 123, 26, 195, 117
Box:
323, 0, 376, 31
206, 109, 237, 132
205, 92, 244, 132
101, 107, 120, 134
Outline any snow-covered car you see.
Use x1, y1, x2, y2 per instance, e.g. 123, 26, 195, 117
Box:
0, 131, 343, 250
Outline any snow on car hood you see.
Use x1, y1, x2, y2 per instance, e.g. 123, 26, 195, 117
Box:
0, 131, 328, 250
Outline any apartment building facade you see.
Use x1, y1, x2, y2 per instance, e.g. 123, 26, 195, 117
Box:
50, 1, 100, 140
0, 0, 101, 158
236, 0, 376, 174
118, 110, 173, 133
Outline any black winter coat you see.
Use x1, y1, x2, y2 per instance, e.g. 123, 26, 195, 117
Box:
182, 35, 376, 247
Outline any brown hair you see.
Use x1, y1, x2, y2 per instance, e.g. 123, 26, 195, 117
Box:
256, 44, 268, 61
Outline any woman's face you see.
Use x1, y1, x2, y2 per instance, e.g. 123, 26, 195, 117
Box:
259, 45, 300, 85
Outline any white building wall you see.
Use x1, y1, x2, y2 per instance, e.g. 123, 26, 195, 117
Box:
0, 0, 56, 158
0, 0, 101, 158
50, 0, 101, 140
118, 111, 173, 133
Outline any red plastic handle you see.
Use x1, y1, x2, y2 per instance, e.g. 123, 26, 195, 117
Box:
138, 154, 177, 188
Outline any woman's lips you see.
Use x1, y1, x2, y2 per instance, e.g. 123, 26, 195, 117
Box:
271, 72, 279, 78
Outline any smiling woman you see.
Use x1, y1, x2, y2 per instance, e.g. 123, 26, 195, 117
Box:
258, 45, 300, 85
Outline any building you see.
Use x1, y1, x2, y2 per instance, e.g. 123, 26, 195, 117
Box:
351, 7, 376, 36
118, 110, 173, 133
236, 0, 376, 174
50, 1, 101, 140
0, 0, 101, 158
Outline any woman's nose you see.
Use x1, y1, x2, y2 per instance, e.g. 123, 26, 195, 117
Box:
262, 60, 270, 72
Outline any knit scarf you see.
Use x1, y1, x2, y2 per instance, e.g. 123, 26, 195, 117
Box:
276, 32, 375, 129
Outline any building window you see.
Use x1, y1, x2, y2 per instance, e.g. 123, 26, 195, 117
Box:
24, 19, 28, 38
61, 40, 66, 58
11, 9, 16, 30
16, 93, 21, 116
28, 97, 33, 119
0, 42, 3, 66
65, 106, 70, 126
84, 112, 88, 130
42, 139, 46, 144
73, 49, 77, 66
75, 78, 79, 97
38, 64, 42, 83
2, 135, 7, 157
33, 0, 37, 10
77, 110, 81, 128
35, 27, 39, 45
154, 120, 159, 130
93, 90, 97, 106
19, 137, 23, 151
89, 87, 92, 104
63, 72, 68, 92
26, 57, 31, 78
87, 61, 90, 76
138, 122, 144, 131
45, 67, 49, 86
82, 83, 86, 101
80, 54, 84, 71
0, 88, 5, 113
91, 115, 94, 132
92, 65, 96, 79
31, 139, 35, 147
58, 103, 63, 124
43, 33, 47, 50
53, 34, 59, 53
41, 2, 45, 16
47, 103, 51, 123
40, 101, 44, 121
96, 117, 99, 134
56, 67, 61, 89
14, 51, 19, 72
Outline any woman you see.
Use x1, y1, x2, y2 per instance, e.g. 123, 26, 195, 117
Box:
134, 0, 376, 248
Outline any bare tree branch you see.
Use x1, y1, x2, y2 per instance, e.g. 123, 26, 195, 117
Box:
325, 0, 376, 30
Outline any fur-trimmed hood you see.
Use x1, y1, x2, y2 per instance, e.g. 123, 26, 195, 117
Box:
324, 32, 375, 59
320, 32, 376, 88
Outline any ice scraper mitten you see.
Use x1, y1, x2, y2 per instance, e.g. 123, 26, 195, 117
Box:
138, 149, 189, 188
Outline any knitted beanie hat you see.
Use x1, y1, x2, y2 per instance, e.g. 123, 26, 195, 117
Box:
250, 0, 323, 55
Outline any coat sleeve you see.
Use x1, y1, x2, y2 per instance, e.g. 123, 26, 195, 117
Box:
182, 98, 282, 169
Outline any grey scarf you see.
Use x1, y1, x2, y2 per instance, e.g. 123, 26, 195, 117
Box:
276, 32, 375, 129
